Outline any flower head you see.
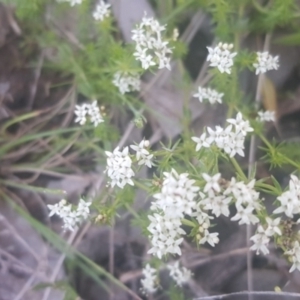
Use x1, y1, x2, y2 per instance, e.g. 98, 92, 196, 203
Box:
130, 140, 153, 168
141, 264, 158, 294
273, 175, 300, 217
74, 101, 104, 127
148, 169, 199, 258
285, 241, 300, 272
257, 110, 276, 122
192, 113, 253, 158
207, 42, 237, 74
104, 146, 135, 188
168, 261, 192, 286
112, 72, 140, 94
193, 87, 223, 104
47, 198, 91, 231
93, 1, 111, 21
202, 173, 221, 193
250, 225, 270, 255
253, 52, 279, 75
132, 14, 172, 70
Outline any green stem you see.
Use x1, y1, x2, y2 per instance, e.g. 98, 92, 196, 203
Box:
125, 204, 140, 219
255, 182, 279, 195
0, 179, 67, 196
133, 180, 150, 192
230, 157, 247, 181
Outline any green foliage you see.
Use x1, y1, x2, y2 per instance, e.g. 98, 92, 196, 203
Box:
2, 0, 300, 298
132, 210, 151, 237
262, 140, 300, 170
2, 0, 46, 20
251, 0, 299, 31
167, 285, 191, 300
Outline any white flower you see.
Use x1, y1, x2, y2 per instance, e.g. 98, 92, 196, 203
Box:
105, 146, 135, 188
130, 140, 153, 168
74, 101, 104, 127
289, 256, 300, 273
131, 14, 172, 70
47, 198, 91, 231
225, 178, 260, 210
207, 42, 237, 74
194, 113, 252, 158
193, 87, 223, 104
93, 1, 111, 21
202, 173, 221, 193
250, 225, 270, 255
87, 100, 104, 126
156, 51, 171, 70
201, 190, 231, 217
168, 261, 192, 286
76, 198, 92, 220
231, 205, 259, 225
191, 205, 213, 227
152, 169, 200, 218
112, 72, 140, 94
253, 52, 279, 75
147, 213, 185, 258
227, 112, 253, 136
257, 110, 276, 122
48, 199, 67, 217
74, 104, 88, 125
273, 175, 300, 217
57, 0, 83, 6
265, 217, 281, 236
148, 169, 200, 258
141, 264, 157, 294
191, 133, 210, 151
200, 229, 219, 247
285, 241, 300, 272
133, 46, 156, 69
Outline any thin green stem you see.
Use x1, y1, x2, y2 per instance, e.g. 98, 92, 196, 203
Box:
133, 180, 151, 193
0, 179, 67, 196
125, 204, 140, 219
229, 157, 247, 181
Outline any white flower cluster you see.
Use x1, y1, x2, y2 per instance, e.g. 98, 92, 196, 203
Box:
74, 101, 104, 127
132, 14, 172, 70
274, 175, 300, 218
47, 198, 91, 231
112, 72, 140, 94
192, 112, 253, 157
105, 147, 134, 188
57, 0, 83, 6
148, 169, 199, 258
285, 241, 300, 272
168, 261, 192, 286
192, 205, 219, 247
250, 217, 281, 255
130, 140, 153, 168
225, 178, 261, 225
193, 87, 223, 104
93, 1, 111, 21
200, 173, 230, 219
207, 42, 237, 74
253, 51, 279, 75
141, 264, 158, 294
257, 110, 276, 122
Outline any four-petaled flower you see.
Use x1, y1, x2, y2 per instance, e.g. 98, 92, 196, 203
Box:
202, 173, 221, 193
